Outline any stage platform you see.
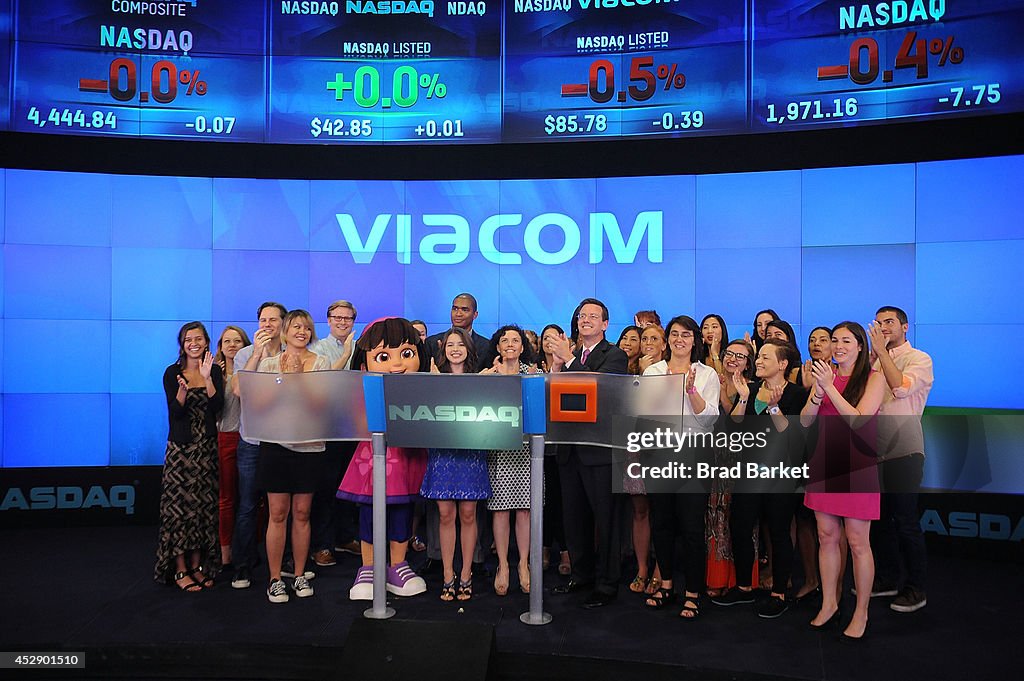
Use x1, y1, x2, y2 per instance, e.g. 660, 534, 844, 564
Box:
1, 525, 1020, 680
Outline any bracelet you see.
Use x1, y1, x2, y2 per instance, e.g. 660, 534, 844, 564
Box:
810, 396, 821, 405
737, 397, 748, 403
686, 386, 697, 395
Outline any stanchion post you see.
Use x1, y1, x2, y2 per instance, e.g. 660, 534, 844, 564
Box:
361, 374, 395, 620
364, 431, 394, 619
520, 376, 551, 626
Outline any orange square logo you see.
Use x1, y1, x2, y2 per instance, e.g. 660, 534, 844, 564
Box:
549, 377, 598, 422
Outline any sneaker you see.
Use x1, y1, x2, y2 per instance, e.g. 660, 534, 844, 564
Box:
757, 595, 789, 619
231, 566, 251, 590
386, 561, 427, 597
267, 579, 289, 604
890, 587, 927, 613
281, 559, 315, 581
851, 581, 898, 597
349, 566, 374, 601
293, 574, 314, 598
313, 549, 336, 567
711, 587, 756, 606
335, 540, 361, 556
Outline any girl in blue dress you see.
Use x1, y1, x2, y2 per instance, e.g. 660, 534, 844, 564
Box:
419, 327, 492, 601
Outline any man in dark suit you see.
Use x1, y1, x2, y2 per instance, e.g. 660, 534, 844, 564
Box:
549, 297, 628, 608
425, 292, 490, 366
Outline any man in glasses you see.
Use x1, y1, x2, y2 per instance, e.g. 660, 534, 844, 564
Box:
309, 300, 361, 568
312, 300, 358, 370
548, 298, 628, 608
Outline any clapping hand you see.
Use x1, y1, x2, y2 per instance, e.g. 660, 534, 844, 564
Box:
810, 359, 833, 392
685, 365, 698, 395
867, 322, 887, 358
801, 359, 815, 389
254, 329, 274, 356
731, 369, 749, 400
199, 352, 214, 380
551, 333, 574, 364
175, 374, 188, 403
638, 350, 659, 373
429, 357, 440, 374
766, 383, 785, 408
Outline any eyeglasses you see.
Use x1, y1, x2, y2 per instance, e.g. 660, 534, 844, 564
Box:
723, 350, 749, 361
671, 332, 694, 340
328, 315, 355, 322
578, 313, 603, 321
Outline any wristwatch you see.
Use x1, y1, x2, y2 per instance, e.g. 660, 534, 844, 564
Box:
767, 406, 781, 415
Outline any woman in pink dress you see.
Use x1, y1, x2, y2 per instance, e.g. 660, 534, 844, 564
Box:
801, 321, 885, 641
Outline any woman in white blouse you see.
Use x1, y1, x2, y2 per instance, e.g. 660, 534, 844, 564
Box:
641, 315, 720, 619
255, 310, 330, 604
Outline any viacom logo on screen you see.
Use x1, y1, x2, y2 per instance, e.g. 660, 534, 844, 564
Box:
336, 211, 664, 265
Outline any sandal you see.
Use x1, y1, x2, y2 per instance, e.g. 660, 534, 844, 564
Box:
629, 574, 649, 594
557, 552, 571, 576
494, 564, 509, 596
188, 566, 214, 589
410, 536, 427, 552
644, 588, 676, 609
645, 576, 662, 596
456, 579, 473, 601
173, 571, 202, 592
439, 578, 456, 602
680, 594, 701, 620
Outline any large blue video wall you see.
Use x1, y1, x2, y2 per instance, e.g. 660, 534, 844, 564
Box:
1, 154, 1022, 469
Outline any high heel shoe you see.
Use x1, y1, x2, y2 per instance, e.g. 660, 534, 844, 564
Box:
518, 563, 530, 594
494, 564, 509, 596
809, 608, 841, 631
839, 618, 868, 642
840, 629, 868, 643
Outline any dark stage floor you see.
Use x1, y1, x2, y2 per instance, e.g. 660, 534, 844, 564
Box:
1, 525, 1021, 681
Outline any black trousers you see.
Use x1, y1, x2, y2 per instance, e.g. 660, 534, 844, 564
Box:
311, 441, 359, 551
559, 449, 622, 594
729, 492, 797, 591
543, 451, 566, 550
872, 453, 927, 590
650, 492, 708, 595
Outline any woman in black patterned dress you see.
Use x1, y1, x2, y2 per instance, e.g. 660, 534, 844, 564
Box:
154, 322, 224, 591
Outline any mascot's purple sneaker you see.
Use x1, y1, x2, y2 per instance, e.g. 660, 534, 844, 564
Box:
386, 561, 426, 596
349, 566, 373, 601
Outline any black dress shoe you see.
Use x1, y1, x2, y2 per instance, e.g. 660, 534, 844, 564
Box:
582, 590, 616, 609
809, 609, 841, 630
553, 579, 594, 595
839, 630, 868, 643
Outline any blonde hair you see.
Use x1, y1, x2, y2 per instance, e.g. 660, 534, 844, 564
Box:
282, 309, 317, 345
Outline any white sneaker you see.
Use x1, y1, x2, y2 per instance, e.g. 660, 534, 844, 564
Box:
267, 579, 289, 604
293, 575, 314, 598
231, 567, 251, 589
349, 566, 374, 601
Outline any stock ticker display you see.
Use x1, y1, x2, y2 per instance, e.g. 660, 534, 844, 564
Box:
3, 1, 1023, 144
